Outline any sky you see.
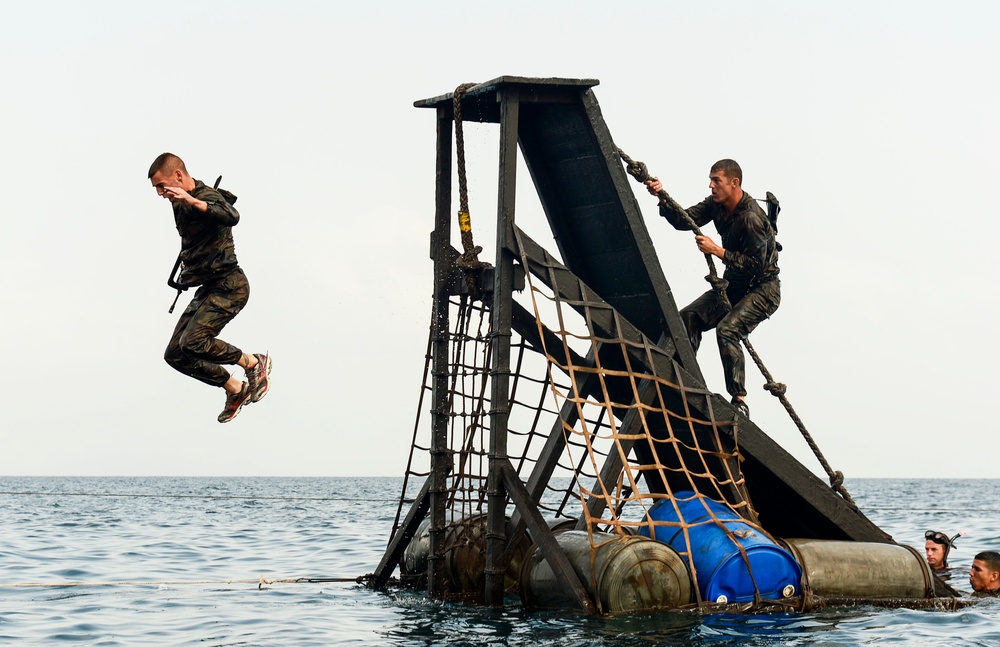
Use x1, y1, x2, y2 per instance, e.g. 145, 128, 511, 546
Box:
1, 1, 997, 480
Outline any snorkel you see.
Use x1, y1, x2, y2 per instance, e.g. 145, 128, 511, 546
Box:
926, 529, 967, 568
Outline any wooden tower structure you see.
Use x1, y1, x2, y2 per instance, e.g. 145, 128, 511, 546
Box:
369, 77, 892, 611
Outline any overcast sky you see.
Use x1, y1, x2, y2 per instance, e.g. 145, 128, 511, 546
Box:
1, 1, 997, 480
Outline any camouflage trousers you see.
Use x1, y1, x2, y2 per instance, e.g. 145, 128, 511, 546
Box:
164, 268, 249, 388
680, 279, 780, 399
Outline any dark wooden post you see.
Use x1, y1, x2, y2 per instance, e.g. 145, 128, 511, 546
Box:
484, 88, 520, 606
428, 103, 454, 598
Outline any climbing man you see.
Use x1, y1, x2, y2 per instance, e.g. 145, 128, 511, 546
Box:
148, 153, 272, 423
970, 551, 1000, 596
645, 159, 779, 418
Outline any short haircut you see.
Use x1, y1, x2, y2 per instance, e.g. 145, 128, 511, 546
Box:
148, 153, 187, 179
975, 551, 1000, 572
711, 159, 743, 184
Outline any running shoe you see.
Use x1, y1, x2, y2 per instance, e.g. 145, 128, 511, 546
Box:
218, 382, 252, 423
246, 352, 272, 403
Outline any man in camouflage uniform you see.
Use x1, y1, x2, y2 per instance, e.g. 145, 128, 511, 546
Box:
148, 153, 272, 423
645, 159, 779, 418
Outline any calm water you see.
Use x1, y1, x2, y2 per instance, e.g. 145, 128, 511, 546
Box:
1, 477, 998, 645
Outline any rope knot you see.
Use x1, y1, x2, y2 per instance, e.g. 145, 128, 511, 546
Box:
456, 248, 488, 270
625, 160, 648, 181
707, 275, 728, 292
829, 470, 845, 489
617, 148, 651, 183
764, 381, 787, 396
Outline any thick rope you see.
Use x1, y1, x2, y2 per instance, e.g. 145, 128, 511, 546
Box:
0, 490, 398, 503
0, 574, 369, 590
617, 148, 857, 510
453, 83, 491, 298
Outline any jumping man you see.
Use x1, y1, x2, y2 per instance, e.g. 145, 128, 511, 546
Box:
148, 153, 272, 423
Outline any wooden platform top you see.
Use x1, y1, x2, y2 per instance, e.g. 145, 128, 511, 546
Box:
414, 76, 600, 116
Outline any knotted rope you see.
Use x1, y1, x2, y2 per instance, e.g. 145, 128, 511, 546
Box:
453, 83, 492, 298
618, 148, 857, 510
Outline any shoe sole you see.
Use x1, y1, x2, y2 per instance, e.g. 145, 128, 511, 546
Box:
219, 399, 248, 423
251, 354, 273, 403
219, 387, 252, 423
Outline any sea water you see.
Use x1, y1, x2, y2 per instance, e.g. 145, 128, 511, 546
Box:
0, 477, 998, 646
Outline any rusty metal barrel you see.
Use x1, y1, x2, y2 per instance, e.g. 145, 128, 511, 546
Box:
402, 515, 530, 600
443, 514, 530, 598
519, 530, 692, 614
401, 518, 432, 580
781, 539, 936, 600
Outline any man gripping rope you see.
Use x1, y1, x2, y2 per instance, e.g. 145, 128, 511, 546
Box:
645, 159, 780, 418
148, 153, 272, 423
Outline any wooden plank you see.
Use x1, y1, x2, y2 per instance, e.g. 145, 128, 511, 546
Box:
414, 76, 599, 112
579, 89, 702, 378
503, 461, 596, 614
484, 87, 520, 606
428, 103, 454, 597
369, 477, 431, 589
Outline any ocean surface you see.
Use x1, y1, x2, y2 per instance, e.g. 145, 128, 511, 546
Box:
1, 477, 999, 646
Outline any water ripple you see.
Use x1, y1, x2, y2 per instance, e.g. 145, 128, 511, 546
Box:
1, 477, 999, 645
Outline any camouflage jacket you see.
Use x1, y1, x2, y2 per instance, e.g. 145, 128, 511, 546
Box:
173, 180, 241, 287
659, 191, 779, 297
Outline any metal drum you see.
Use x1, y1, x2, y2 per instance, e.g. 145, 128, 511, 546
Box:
781, 538, 935, 600
520, 530, 692, 614
442, 515, 531, 600
401, 516, 530, 599
401, 518, 432, 581
637, 492, 801, 603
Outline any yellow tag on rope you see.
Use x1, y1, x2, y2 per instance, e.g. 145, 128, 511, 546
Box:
458, 211, 472, 233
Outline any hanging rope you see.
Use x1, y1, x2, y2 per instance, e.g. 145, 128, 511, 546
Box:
453, 83, 492, 299
617, 148, 857, 510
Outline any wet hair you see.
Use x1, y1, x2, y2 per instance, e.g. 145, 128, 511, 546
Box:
148, 152, 187, 179
711, 159, 743, 185
975, 551, 1000, 573
925, 530, 954, 566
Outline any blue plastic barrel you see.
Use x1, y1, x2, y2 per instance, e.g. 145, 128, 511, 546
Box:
636, 492, 801, 603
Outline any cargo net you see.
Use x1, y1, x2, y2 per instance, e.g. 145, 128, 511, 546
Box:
393, 231, 800, 608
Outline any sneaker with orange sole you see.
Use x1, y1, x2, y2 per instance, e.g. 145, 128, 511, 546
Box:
218, 382, 252, 423
246, 353, 272, 403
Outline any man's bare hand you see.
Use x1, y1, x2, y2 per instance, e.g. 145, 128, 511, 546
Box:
161, 186, 207, 211
644, 177, 663, 196
695, 234, 724, 259
162, 186, 194, 205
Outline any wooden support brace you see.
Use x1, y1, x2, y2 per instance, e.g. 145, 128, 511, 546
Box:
502, 460, 596, 614
369, 477, 432, 589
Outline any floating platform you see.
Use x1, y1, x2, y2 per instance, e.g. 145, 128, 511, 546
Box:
370, 76, 958, 613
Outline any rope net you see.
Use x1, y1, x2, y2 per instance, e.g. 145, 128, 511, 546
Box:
390, 222, 806, 607
508, 230, 770, 583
